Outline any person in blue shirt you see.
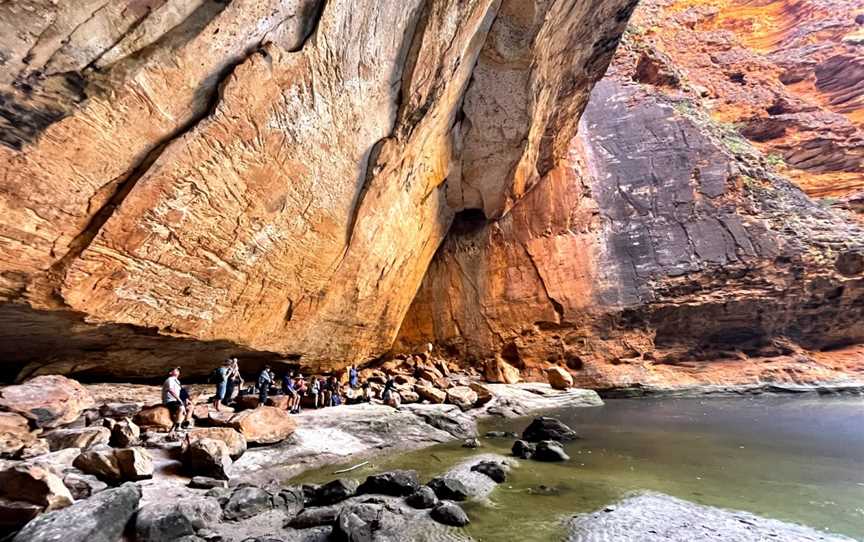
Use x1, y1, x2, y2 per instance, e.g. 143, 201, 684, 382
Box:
257, 366, 273, 406
212, 359, 230, 411
349, 365, 359, 389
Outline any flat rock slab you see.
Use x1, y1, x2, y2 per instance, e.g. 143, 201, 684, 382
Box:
566, 493, 855, 542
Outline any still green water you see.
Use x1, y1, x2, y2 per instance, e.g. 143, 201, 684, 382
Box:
292, 397, 864, 541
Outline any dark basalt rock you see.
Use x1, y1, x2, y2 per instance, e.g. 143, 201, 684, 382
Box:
522, 417, 579, 442
12, 482, 140, 542
427, 477, 470, 502
356, 470, 420, 497
430, 502, 470, 527
512, 439, 536, 459
287, 506, 340, 529
222, 486, 273, 521
189, 476, 228, 490
533, 440, 570, 462
405, 486, 438, 509
135, 495, 222, 542
470, 460, 507, 483
307, 478, 358, 507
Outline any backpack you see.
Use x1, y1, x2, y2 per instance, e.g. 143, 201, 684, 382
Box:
209, 368, 223, 383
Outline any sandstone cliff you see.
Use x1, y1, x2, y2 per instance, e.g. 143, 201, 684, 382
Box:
397, 0, 864, 389
0, 0, 637, 380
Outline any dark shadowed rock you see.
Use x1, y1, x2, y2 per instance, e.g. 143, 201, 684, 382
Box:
357, 470, 420, 497
470, 461, 507, 483
0, 376, 94, 429
427, 477, 470, 502
189, 476, 228, 490
0, 464, 73, 511
522, 417, 579, 442
512, 440, 535, 459
99, 403, 142, 420
107, 419, 140, 448
135, 495, 222, 542
307, 478, 358, 507
223, 486, 273, 521
430, 502, 469, 527
405, 486, 438, 509
533, 440, 569, 462
63, 471, 108, 500
13, 482, 141, 542
287, 506, 340, 529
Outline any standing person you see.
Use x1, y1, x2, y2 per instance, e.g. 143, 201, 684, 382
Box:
162, 367, 188, 435
328, 376, 343, 406
282, 371, 300, 412
381, 373, 400, 408
320, 376, 332, 408
224, 358, 242, 406
362, 381, 374, 403
257, 365, 273, 406
212, 359, 231, 411
349, 365, 359, 389
293, 374, 307, 414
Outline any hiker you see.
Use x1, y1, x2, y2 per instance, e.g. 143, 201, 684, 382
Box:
349, 365, 359, 388
293, 374, 307, 414
309, 376, 321, 408
224, 358, 242, 405
381, 373, 399, 407
162, 367, 190, 434
362, 381, 375, 403
257, 365, 274, 406
327, 375, 342, 406
212, 359, 231, 411
282, 371, 301, 413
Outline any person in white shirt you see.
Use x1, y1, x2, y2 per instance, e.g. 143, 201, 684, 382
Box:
162, 367, 189, 434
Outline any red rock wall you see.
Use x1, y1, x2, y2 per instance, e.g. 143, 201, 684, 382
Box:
0, 0, 637, 380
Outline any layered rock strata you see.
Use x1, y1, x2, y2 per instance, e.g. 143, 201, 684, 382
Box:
0, 0, 637, 380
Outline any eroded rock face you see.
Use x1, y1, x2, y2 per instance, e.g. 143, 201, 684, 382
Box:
397, 35, 864, 389
0, 376, 94, 428
0, 0, 637, 381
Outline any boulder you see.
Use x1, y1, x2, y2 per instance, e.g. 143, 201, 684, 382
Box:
222, 486, 273, 521
484, 357, 521, 384
189, 476, 228, 490
133, 406, 174, 431
405, 486, 438, 509
445, 386, 479, 410
307, 479, 358, 507
418, 367, 444, 383
227, 407, 295, 444
414, 385, 446, 404
0, 465, 73, 511
545, 366, 573, 390
427, 477, 470, 502
533, 440, 569, 462
265, 396, 291, 410
287, 506, 339, 529
0, 497, 43, 531
107, 419, 140, 448
135, 496, 222, 542
0, 376, 95, 429
73, 446, 154, 483
357, 470, 420, 497
188, 427, 247, 459
0, 411, 39, 458
12, 482, 141, 542
511, 440, 535, 459
399, 390, 420, 404
522, 416, 579, 442
19, 439, 51, 459
44, 427, 110, 451
25, 448, 81, 475
62, 471, 108, 500
430, 502, 470, 527
183, 438, 232, 481
470, 461, 507, 483
468, 382, 493, 406
98, 403, 142, 420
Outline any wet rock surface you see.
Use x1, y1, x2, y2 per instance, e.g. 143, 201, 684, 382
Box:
566, 492, 857, 542
522, 417, 580, 442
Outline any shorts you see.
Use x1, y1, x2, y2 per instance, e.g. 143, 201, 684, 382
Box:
165, 401, 185, 422
215, 382, 227, 401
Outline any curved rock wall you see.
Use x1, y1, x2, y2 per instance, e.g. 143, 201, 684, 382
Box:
0, 0, 637, 380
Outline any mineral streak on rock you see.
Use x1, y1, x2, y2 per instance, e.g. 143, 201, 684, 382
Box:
0, 0, 638, 379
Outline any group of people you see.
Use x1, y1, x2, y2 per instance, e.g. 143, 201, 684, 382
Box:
159, 360, 403, 435
211, 360, 389, 414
